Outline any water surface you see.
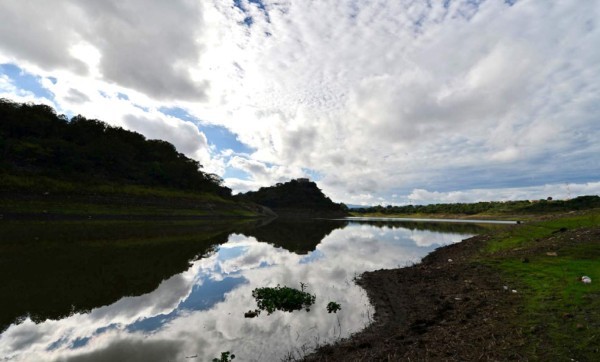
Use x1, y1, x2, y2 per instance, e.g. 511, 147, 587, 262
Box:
0, 218, 502, 361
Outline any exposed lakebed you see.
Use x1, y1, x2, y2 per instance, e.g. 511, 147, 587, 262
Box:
0, 218, 508, 361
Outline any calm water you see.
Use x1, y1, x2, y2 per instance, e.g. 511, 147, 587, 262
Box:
0, 218, 503, 361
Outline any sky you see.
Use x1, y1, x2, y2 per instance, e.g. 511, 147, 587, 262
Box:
0, 0, 599, 205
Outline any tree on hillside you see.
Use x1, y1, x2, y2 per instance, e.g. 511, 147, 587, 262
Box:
0, 99, 231, 196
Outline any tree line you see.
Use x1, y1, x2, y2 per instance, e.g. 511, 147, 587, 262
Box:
354, 196, 600, 215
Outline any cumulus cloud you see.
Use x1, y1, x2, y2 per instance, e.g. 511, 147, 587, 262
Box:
0, 0, 207, 101
1, 0, 599, 202
123, 114, 209, 161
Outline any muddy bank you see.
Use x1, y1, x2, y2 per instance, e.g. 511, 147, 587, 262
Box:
305, 233, 525, 361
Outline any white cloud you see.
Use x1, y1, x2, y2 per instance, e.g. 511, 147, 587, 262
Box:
1, 0, 599, 202
0, 223, 462, 361
406, 181, 600, 205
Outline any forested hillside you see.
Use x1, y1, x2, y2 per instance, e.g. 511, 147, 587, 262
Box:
0, 99, 230, 197
236, 179, 348, 216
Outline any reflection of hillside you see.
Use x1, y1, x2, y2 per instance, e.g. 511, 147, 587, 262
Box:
347, 220, 502, 235
0, 220, 245, 332
242, 219, 347, 254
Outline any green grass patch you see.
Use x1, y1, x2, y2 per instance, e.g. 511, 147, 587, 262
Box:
496, 254, 599, 360
485, 211, 600, 253
0, 174, 263, 218
0, 173, 230, 202
476, 209, 600, 359
0, 199, 212, 216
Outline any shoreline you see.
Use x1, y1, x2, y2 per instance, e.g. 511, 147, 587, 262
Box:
305, 232, 522, 361
305, 211, 600, 361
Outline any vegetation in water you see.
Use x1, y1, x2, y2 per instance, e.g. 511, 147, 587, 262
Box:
326, 301, 341, 313
212, 351, 235, 362
252, 284, 316, 314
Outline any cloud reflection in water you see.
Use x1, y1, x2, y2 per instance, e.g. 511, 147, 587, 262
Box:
0, 221, 474, 361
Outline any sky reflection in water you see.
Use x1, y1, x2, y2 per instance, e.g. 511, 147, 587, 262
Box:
0, 221, 477, 361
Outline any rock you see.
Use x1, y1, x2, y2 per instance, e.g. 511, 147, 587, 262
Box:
581, 276, 592, 284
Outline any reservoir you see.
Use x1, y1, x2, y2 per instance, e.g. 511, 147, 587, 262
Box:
0, 218, 507, 361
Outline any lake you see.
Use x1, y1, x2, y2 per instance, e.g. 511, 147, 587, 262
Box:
0, 218, 508, 361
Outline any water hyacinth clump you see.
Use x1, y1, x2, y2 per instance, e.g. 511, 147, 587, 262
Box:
326, 301, 341, 313
252, 284, 316, 314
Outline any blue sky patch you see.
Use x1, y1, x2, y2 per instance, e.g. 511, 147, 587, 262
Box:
46, 336, 68, 351
94, 323, 120, 335
160, 106, 254, 154
233, 0, 270, 26
126, 275, 247, 333
223, 167, 251, 180
70, 337, 90, 349
299, 249, 324, 264
217, 245, 249, 261
117, 92, 129, 101
302, 168, 322, 182
0, 63, 54, 100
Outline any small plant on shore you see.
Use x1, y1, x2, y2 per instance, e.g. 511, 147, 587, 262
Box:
252, 283, 316, 314
326, 301, 341, 313
212, 351, 235, 362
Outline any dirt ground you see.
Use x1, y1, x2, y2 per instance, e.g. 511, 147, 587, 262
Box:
304, 233, 527, 361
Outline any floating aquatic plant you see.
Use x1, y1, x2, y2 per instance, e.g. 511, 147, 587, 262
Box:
252, 284, 316, 314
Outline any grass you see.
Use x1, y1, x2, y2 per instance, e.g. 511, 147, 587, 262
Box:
0, 199, 213, 216
496, 256, 599, 360
0, 174, 258, 218
478, 209, 600, 360
485, 211, 600, 253
0, 173, 230, 201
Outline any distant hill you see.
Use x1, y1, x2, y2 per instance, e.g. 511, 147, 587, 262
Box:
353, 195, 600, 216
236, 179, 349, 217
